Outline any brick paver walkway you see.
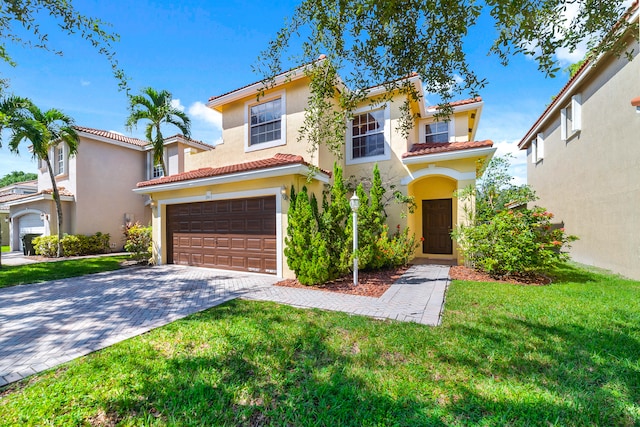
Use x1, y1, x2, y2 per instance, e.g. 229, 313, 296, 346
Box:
0, 263, 449, 387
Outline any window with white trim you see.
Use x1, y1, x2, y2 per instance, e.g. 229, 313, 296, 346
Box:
531, 133, 544, 163
152, 164, 164, 178
250, 98, 282, 146
351, 109, 386, 159
561, 94, 581, 141
54, 145, 65, 175
425, 121, 449, 143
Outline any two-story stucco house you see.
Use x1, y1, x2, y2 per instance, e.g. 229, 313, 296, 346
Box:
518, 4, 639, 280
6, 127, 213, 252
134, 64, 495, 279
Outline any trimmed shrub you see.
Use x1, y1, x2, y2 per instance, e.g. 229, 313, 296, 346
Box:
284, 163, 418, 285
453, 207, 578, 277
123, 222, 152, 261
33, 232, 111, 257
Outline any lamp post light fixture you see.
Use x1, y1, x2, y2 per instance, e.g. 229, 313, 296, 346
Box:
349, 193, 360, 286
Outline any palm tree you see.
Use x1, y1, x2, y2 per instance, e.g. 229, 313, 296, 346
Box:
0, 95, 32, 266
125, 87, 191, 176
1, 97, 79, 257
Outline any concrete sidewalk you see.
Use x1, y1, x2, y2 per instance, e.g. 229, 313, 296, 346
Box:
0, 263, 450, 387
1, 251, 129, 266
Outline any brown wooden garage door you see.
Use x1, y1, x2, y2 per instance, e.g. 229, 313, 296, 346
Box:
166, 196, 277, 274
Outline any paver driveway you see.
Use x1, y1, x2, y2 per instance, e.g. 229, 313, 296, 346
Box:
0, 265, 278, 387
0, 263, 450, 387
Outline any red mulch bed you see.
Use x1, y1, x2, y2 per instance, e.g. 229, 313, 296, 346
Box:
275, 265, 550, 298
449, 265, 551, 285
274, 265, 410, 298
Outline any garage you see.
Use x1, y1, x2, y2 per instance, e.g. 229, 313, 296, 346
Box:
166, 196, 277, 274
18, 213, 45, 251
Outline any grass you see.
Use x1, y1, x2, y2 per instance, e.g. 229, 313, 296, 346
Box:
1, 245, 9, 253
0, 255, 131, 289
0, 263, 639, 426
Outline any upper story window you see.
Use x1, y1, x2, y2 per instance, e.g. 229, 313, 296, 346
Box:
152, 164, 164, 178
346, 104, 391, 165
561, 94, 581, 141
244, 91, 287, 153
52, 145, 66, 176
425, 121, 449, 143
531, 133, 544, 163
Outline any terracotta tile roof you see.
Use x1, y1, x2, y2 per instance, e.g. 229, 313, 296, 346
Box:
137, 153, 329, 188
0, 192, 30, 203
74, 126, 149, 147
426, 97, 483, 111
403, 140, 494, 158
163, 134, 215, 150
40, 187, 75, 197
632, 96, 640, 107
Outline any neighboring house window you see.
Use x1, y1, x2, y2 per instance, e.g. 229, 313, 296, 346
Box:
425, 121, 449, 143
347, 104, 391, 165
531, 133, 544, 163
152, 164, 164, 178
244, 92, 287, 152
54, 145, 65, 175
561, 94, 582, 141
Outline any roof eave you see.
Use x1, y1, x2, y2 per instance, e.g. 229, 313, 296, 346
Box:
133, 163, 330, 194
520, 7, 639, 149
5, 193, 75, 207
402, 146, 496, 165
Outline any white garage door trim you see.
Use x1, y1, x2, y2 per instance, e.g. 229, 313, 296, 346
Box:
157, 187, 283, 277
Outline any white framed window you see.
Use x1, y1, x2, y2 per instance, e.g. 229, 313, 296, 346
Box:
244, 91, 287, 152
152, 164, 164, 178
531, 132, 544, 163
54, 145, 65, 175
561, 94, 582, 141
425, 121, 449, 143
346, 104, 391, 165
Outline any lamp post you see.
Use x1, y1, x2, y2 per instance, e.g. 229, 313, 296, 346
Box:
350, 193, 359, 286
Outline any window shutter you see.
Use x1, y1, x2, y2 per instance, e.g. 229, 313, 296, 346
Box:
536, 133, 544, 160
572, 94, 582, 132
531, 139, 537, 163
560, 108, 568, 141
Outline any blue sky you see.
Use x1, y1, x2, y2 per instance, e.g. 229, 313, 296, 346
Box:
0, 0, 584, 184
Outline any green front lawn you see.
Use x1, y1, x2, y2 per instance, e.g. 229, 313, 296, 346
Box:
1, 245, 9, 253
1, 263, 639, 426
0, 255, 131, 289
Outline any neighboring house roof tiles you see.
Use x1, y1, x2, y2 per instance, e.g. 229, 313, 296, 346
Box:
426, 97, 483, 111
631, 96, 640, 107
163, 133, 215, 150
0, 193, 30, 203
39, 187, 75, 197
74, 126, 149, 147
403, 140, 494, 158
137, 153, 328, 188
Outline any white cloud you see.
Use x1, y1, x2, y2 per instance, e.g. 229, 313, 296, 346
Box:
170, 99, 185, 112
80, 79, 91, 87
188, 101, 222, 130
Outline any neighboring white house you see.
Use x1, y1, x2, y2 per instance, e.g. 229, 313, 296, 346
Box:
518, 3, 640, 279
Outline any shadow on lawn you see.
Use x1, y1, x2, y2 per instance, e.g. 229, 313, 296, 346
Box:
92, 301, 446, 426
439, 314, 640, 425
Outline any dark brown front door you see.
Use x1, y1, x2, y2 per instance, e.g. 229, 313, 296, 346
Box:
422, 199, 453, 254
166, 196, 277, 274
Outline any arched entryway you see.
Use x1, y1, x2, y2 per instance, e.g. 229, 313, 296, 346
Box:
9, 210, 48, 251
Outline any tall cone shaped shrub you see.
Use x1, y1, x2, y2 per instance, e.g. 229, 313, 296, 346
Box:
285, 164, 417, 285
284, 186, 331, 285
